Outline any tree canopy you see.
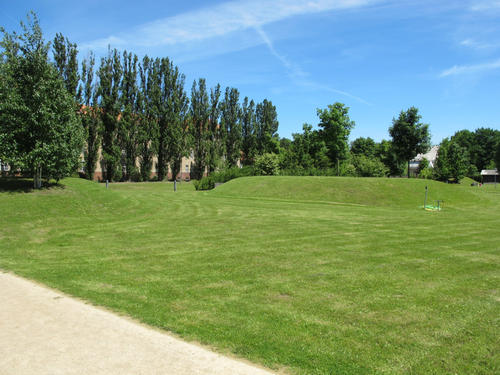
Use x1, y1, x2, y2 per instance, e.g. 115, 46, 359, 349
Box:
434, 138, 469, 182
351, 137, 376, 158
317, 102, 355, 166
389, 107, 430, 178
0, 13, 83, 187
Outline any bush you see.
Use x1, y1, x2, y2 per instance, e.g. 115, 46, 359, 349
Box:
418, 167, 433, 179
340, 163, 357, 177
193, 176, 215, 190
352, 155, 388, 177
130, 168, 142, 182
210, 166, 255, 183
254, 153, 280, 176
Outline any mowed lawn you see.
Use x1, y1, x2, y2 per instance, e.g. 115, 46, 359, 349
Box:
0, 177, 499, 374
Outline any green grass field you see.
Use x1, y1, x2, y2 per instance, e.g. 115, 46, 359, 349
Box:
0, 176, 498, 374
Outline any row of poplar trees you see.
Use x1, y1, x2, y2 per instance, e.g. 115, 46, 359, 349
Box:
54, 37, 279, 182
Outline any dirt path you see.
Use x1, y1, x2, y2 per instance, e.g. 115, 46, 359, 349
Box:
0, 271, 275, 375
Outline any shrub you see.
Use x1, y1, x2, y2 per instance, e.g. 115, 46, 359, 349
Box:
352, 155, 388, 177
130, 168, 142, 182
193, 176, 215, 190
340, 163, 357, 177
210, 166, 255, 183
255, 153, 280, 176
418, 167, 433, 179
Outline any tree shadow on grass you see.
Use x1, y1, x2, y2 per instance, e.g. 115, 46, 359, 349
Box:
0, 178, 64, 193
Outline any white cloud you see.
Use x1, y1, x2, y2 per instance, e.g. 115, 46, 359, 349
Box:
469, 1, 500, 11
81, 0, 376, 50
459, 38, 499, 50
440, 59, 500, 77
256, 26, 371, 104
254, 26, 307, 79
81, 0, 375, 104
460, 38, 479, 47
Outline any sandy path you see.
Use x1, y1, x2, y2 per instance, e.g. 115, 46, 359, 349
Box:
0, 271, 275, 375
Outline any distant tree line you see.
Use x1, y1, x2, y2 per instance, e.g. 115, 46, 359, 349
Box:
277, 106, 499, 183
277, 106, 430, 179
1, 13, 499, 188
433, 128, 500, 182
0, 13, 280, 185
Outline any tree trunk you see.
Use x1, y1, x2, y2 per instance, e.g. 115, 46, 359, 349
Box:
171, 158, 181, 181
33, 165, 42, 189
407, 160, 410, 178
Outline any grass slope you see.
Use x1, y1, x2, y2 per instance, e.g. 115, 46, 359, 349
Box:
0, 177, 499, 374
212, 176, 488, 209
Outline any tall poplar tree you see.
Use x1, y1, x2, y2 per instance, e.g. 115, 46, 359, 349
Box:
137, 56, 157, 181
80, 52, 101, 180
166, 64, 189, 180
119, 51, 140, 181
190, 78, 210, 180
221, 87, 241, 167
97, 48, 123, 181
241, 96, 257, 165
155, 58, 189, 181
207, 84, 222, 174
52, 32, 80, 101
255, 99, 279, 155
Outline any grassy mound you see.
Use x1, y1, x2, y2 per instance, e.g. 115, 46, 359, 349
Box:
211, 176, 485, 209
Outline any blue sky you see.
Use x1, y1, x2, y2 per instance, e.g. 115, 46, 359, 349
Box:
2, 0, 500, 143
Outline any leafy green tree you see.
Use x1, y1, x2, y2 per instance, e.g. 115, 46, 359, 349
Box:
434, 138, 469, 182
80, 52, 101, 180
447, 142, 469, 181
290, 124, 329, 170
0, 13, 83, 188
278, 137, 293, 170
351, 137, 375, 158
317, 102, 355, 167
190, 78, 210, 180
97, 48, 123, 181
255, 99, 279, 155
449, 130, 475, 177
221, 87, 241, 167
450, 128, 500, 173
241, 97, 257, 165
470, 128, 500, 171
389, 107, 430, 178
374, 139, 404, 176
52, 32, 80, 101
434, 139, 450, 181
